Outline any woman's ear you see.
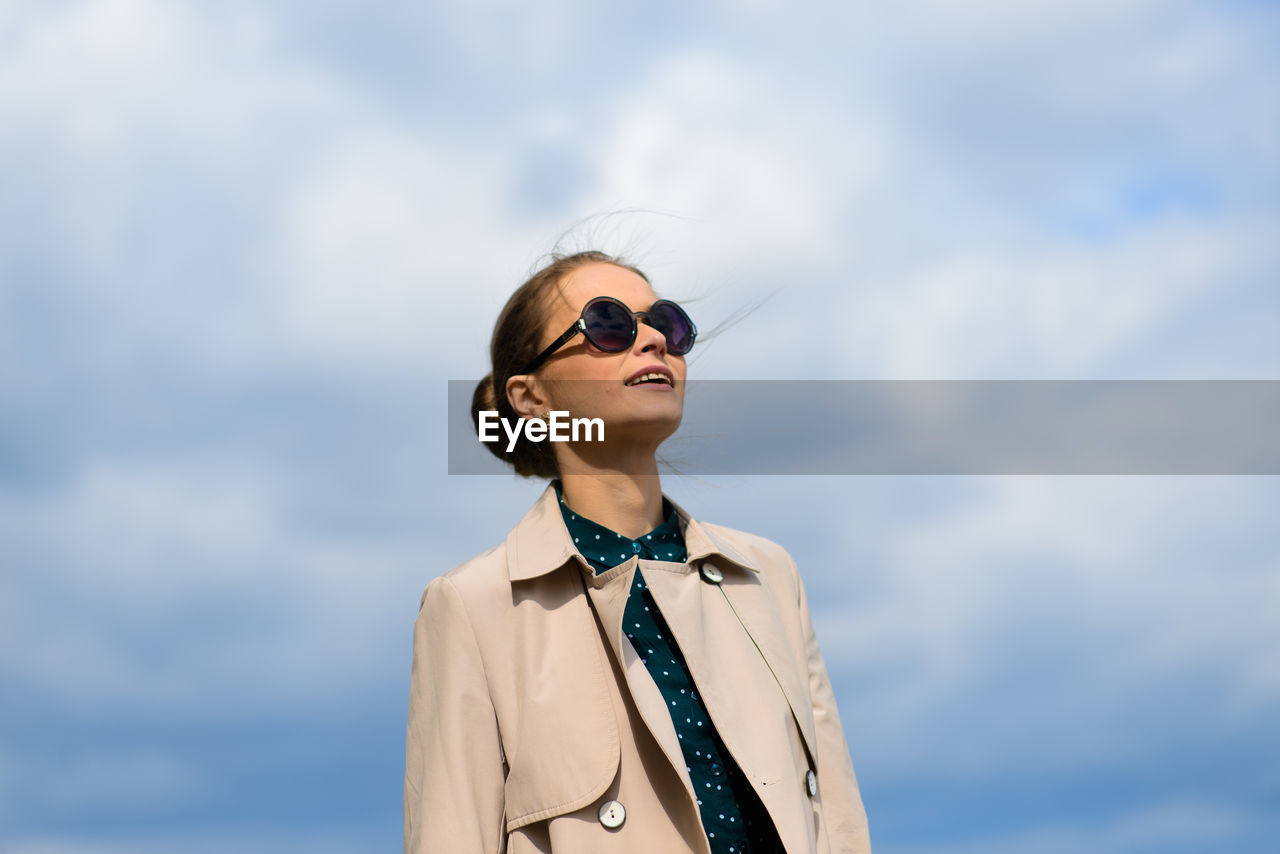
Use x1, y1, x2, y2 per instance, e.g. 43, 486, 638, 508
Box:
505, 374, 546, 420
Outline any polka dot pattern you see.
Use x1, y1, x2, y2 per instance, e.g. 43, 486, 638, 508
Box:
555, 483, 784, 853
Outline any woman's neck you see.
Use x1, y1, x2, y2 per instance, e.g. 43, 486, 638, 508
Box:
558, 472, 665, 540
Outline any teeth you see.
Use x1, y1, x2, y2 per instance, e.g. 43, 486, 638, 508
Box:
627, 372, 670, 386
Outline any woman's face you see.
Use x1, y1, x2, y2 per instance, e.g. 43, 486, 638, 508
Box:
515, 262, 687, 448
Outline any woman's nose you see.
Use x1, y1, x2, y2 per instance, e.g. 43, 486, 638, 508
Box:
635, 318, 667, 355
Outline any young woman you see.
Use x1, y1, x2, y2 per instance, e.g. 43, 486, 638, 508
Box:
405, 251, 871, 853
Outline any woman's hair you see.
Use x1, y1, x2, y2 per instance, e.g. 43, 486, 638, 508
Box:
472, 250, 649, 479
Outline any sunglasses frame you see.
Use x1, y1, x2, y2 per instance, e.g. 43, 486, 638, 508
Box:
517, 296, 697, 375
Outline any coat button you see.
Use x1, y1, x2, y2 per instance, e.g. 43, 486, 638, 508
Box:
700, 564, 724, 583
599, 799, 626, 829
806, 769, 818, 797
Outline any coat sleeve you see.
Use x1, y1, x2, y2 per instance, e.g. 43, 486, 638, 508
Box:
405, 574, 507, 854
786, 549, 873, 853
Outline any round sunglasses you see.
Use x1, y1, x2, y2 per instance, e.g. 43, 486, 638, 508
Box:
518, 296, 697, 375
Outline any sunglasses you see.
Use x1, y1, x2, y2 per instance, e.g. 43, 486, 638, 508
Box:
518, 296, 697, 375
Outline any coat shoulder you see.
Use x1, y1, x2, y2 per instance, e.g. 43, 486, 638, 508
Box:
695, 520, 802, 598
699, 520, 791, 558
419, 540, 514, 613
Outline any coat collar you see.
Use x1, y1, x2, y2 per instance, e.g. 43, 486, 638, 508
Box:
506, 481, 760, 582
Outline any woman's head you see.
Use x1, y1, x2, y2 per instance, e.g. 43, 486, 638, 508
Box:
472, 251, 690, 478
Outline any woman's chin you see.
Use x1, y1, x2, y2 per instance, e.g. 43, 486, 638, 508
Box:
588, 413, 682, 451
609, 408, 683, 433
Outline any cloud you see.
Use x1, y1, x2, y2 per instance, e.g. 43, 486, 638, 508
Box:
838, 213, 1279, 379
805, 476, 1280, 778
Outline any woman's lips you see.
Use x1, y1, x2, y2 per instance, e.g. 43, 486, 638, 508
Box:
624, 367, 675, 387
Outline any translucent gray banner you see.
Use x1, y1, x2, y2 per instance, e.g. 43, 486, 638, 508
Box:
448, 380, 1280, 474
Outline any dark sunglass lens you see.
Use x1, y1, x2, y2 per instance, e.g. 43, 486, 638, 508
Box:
650, 302, 694, 354
583, 299, 635, 351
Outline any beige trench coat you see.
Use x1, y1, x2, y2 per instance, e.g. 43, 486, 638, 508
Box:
405, 483, 872, 853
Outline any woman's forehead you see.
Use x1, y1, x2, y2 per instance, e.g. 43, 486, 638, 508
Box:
552, 263, 657, 314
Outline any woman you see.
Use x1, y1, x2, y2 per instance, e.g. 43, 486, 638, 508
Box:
405, 250, 871, 853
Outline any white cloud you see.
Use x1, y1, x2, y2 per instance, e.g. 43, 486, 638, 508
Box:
265, 126, 547, 374
582, 51, 888, 276
1, 457, 549, 720
840, 212, 1278, 378
803, 476, 1280, 777
1, 457, 438, 718
0, 0, 546, 383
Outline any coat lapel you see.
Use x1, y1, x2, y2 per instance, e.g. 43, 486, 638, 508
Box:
580, 558, 697, 805
672, 502, 820, 768
641, 559, 818, 849
714, 566, 819, 769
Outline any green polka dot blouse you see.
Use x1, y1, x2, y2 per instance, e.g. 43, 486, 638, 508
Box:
554, 481, 784, 853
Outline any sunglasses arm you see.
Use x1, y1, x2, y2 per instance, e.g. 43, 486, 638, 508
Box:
517, 318, 586, 376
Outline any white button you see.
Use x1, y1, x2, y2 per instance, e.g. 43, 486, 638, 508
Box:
806, 769, 818, 797
700, 564, 723, 583
599, 799, 626, 828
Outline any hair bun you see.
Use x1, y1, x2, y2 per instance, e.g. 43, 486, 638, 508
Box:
472, 372, 499, 423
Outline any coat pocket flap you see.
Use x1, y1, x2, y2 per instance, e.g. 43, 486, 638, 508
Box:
502, 622, 621, 832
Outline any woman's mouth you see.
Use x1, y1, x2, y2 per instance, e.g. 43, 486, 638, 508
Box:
624, 371, 674, 388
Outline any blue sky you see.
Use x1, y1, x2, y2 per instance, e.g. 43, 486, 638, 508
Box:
2, 1, 1277, 852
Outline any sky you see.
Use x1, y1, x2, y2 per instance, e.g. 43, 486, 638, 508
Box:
1, 0, 1278, 852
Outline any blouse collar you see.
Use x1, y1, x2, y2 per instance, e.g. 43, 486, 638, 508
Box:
505, 480, 760, 583
554, 480, 685, 573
